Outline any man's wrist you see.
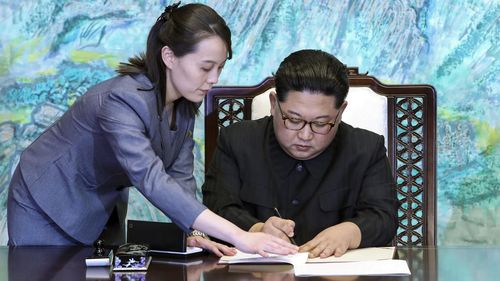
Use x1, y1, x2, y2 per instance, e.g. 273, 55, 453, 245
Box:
342, 222, 361, 248
249, 222, 264, 232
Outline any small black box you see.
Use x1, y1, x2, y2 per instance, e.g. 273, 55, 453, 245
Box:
127, 220, 187, 252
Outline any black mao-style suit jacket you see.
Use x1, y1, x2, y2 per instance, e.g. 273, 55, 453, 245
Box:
203, 116, 398, 246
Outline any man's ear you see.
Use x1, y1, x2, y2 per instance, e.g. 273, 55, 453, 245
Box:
340, 100, 348, 113
161, 46, 175, 69
337, 100, 348, 119
269, 91, 277, 116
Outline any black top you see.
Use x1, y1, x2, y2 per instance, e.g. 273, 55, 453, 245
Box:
203, 116, 398, 246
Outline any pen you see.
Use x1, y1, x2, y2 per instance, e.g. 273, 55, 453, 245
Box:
273, 207, 297, 245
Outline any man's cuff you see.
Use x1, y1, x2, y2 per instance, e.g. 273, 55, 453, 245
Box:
343, 218, 366, 246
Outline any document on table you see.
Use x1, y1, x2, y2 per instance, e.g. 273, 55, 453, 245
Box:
307, 246, 396, 263
219, 250, 309, 266
294, 259, 411, 276
220, 247, 410, 276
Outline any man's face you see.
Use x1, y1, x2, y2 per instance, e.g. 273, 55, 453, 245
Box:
270, 90, 346, 160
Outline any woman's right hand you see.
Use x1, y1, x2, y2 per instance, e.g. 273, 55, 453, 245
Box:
232, 231, 298, 257
191, 209, 298, 257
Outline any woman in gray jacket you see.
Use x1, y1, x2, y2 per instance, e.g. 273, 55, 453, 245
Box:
7, 3, 297, 257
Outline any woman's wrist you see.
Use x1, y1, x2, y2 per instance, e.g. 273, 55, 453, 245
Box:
189, 230, 208, 239
226, 227, 246, 246
192, 209, 242, 245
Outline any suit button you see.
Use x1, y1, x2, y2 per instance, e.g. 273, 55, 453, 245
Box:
292, 199, 299, 205
296, 163, 303, 172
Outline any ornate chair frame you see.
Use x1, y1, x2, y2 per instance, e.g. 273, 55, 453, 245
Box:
205, 68, 437, 246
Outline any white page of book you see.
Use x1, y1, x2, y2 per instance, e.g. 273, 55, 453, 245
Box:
295, 259, 411, 276
307, 246, 396, 263
219, 250, 309, 266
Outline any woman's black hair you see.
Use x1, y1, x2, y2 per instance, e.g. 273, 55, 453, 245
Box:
117, 2, 232, 116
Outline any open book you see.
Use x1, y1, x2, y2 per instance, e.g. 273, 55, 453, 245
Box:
307, 246, 396, 263
219, 251, 308, 266
220, 247, 395, 265
219, 247, 410, 276
294, 260, 411, 276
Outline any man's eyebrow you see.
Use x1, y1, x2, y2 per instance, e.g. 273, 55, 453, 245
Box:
286, 109, 331, 120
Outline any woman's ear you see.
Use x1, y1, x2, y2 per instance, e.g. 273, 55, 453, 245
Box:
161, 46, 176, 69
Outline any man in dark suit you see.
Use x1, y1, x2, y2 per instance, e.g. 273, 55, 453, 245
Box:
203, 49, 398, 258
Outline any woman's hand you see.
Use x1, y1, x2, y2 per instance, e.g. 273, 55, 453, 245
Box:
187, 236, 236, 257
191, 209, 298, 257
232, 232, 298, 257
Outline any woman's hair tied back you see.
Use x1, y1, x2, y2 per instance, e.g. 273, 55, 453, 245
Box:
157, 1, 181, 22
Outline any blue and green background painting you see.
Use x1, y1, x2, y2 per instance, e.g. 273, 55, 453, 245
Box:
0, 0, 498, 246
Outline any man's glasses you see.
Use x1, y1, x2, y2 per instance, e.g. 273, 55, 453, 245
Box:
276, 101, 339, 135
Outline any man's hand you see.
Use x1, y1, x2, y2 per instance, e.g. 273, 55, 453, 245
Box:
187, 236, 237, 257
249, 216, 295, 242
299, 222, 361, 258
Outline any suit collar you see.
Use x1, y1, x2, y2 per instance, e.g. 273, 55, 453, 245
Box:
132, 73, 154, 89
266, 117, 342, 179
268, 121, 297, 178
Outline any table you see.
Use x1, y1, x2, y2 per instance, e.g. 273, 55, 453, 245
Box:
0, 246, 499, 280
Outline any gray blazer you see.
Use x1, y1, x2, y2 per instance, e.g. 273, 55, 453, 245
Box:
13, 74, 205, 244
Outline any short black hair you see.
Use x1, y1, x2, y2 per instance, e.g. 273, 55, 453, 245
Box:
274, 49, 349, 108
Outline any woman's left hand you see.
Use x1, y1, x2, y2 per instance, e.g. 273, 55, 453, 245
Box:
187, 236, 237, 257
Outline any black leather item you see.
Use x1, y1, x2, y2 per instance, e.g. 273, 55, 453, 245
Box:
126, 220, 187, 252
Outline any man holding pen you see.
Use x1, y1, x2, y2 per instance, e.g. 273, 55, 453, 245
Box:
203, 49, 398, 258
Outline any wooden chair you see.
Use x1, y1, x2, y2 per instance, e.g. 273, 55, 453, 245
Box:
205, 68, 437, 246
